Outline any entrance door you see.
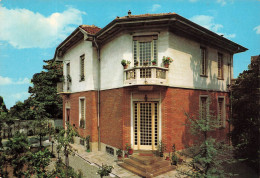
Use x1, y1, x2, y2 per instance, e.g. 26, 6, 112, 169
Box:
133, 102, 159, 150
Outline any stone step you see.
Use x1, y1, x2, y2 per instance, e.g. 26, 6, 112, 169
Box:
130, 154, 162, 165
119, 161, 176, 178
124, 158, 171, 172
119, 162, 153, 178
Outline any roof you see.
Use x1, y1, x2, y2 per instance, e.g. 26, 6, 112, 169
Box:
54, 11, 247, 59
79, 25, 101, 35
116, 12, 176, 19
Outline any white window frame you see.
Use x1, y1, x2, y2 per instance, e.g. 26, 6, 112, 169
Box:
133, 36, 158, 66
200, 47, 207, 76
217, 53, 224, 79
217, 96, 226, 128
80, 54, 85, 81
199, 95, 209, 119
79, 97, 86, 129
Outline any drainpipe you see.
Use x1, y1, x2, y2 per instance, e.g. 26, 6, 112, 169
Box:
228, 53, 233, 145
94, 37, 101, 151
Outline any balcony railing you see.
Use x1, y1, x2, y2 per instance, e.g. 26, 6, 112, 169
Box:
57, 81, 71, 93
124, 66, 168, 86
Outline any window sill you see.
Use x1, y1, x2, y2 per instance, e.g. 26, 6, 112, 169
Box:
200, 74, 208, 78
217, 78, 224, 80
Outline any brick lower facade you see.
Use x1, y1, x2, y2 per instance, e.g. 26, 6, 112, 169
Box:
62, 87, 230, 152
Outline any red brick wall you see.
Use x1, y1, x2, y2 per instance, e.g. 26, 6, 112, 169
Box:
161, 88, 230, 151
62, 87, 230, 152
99, 88, 131, 150
62, 91, 98, 142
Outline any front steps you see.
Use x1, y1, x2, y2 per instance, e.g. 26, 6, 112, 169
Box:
119, 151, 176, 177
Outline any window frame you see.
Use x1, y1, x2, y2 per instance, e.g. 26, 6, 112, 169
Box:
200, 47, 208, 77
217, 53, 224, 80
79, 97, 86, 129
133, 35, 158, 66
80, 54, 85, 82
217, 96, 226, 128
199, 95, 209, 120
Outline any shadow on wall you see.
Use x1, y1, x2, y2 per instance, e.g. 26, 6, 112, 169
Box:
180, 48, 230, 148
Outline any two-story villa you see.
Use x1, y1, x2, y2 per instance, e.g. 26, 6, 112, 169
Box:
54, 12, 247, 153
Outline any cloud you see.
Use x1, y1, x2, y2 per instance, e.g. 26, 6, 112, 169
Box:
253, 25, 260, 34
190, 15, 235, 39
217, 0, 227, 6
0, 6, 86, 49
151, 4, 161, 12
0, 76, 30, 85
11, 92, 30, 100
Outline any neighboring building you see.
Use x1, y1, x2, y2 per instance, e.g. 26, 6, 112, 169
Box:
54, 12, 247, 153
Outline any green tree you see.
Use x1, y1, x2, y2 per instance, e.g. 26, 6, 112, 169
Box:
28, 59, 63, 119
55, 124, 78, 168
231, 55, 260, 172
179, 98, 235, 177
26, 148, 52, 177
6, 132, 29, 177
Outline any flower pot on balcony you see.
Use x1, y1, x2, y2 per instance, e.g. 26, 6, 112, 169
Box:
123, 65, 128, 69
164, 63, 169, 68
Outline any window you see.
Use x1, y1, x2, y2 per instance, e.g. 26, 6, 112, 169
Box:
66, 63, 71, 91
79, 98, 85, 128
66, 63, 70, 76
217, 97, 225, 128
218, 53, 223, 79
133, 35, 158, 66
200, 47, 207, 76
200, 96, 208, 119
80, 55, 85, 81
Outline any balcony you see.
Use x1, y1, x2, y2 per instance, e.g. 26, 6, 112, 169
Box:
57, 81, 71, 94
124, 66, 168, 86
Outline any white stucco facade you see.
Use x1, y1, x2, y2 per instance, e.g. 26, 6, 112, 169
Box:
60, 40, 99, 92
58, 30, 233, 93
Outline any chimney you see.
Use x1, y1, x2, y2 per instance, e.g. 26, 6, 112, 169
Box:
128, 10, 131, 16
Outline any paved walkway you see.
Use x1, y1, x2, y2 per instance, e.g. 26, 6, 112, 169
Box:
68, 143, 179, 178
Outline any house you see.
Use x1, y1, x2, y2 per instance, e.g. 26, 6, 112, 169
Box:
54, 11, 247, 154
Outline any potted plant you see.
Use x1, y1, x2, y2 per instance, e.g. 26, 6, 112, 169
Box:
80, 119, 85, 128
171, 144, 178, 165
158, 140, 166, 157
97, 164, 114, 178
143, 60, 149, 66
124, 151, 128, 158
151, 59, 157, 66
162, 56, 173, 68
121, 59, 131, 69
125, 143, 133, 155
116, 149, 123, 159
171, 154, 178, 165
134, 60, 139, 67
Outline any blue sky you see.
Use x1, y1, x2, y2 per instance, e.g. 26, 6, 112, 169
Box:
0, 0, 259, 108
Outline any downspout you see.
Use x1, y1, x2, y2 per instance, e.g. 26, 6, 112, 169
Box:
94, 37, 101, 151
228, 53, 233, 145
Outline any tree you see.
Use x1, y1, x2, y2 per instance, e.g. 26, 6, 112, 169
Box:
55, 124, 78, 168
28, 59, 63, 119
179, 98, 235, 177
6, 132, 29, 177
26, 148, 52, 177
32, 103, 52, 147
231, 55, 260, 172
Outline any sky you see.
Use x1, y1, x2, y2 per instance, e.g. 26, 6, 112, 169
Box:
0, 0, 259, 109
